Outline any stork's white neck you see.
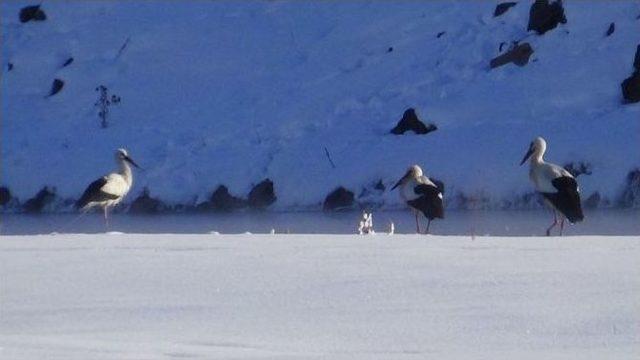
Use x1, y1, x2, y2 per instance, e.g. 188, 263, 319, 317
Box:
118, 159, 133, 186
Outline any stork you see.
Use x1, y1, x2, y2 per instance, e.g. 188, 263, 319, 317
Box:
520, 137, 584, 236
391, 165, 444, 234
75, 148, 140, 227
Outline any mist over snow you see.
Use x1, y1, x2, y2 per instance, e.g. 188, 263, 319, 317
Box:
2, 1, 640, 211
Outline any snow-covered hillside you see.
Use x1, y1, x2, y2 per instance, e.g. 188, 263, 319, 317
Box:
1, 233, 638, 359
2, 1, 639, 211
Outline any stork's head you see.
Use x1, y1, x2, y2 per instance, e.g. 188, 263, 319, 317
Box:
391, 164, 423, 190
520, 137, 547, 165
115, 148, 141, 169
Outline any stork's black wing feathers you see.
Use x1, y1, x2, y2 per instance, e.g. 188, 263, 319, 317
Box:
541, 176, 584, 223
408, 184, 444, 220
75, 177, 119, 209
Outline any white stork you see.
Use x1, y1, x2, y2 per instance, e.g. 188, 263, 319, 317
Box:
520, 137, 584, 236
391, 165, 444, 234
75, 148, 140, 227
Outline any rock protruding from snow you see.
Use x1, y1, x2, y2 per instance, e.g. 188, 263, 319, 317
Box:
621, 71, 640, 103
23, 186, 55, 213
605, 22, 615, 37
208, 185, 246, 212
129, 188, 167, 214
19, 5, 46, 23
248, 179, 276, 209
323, 187, 355, 211
494, 2, 517, 17
490, 43, 534, 68
527, 0, 566, 35
46, 79, 64, 98
619, 169, 640, 208
0, 187, 11, 207
390, 108, 437, 135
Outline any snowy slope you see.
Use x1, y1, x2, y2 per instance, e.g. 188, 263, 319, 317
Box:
2, 1, 640, 210
1, 233, 639, 359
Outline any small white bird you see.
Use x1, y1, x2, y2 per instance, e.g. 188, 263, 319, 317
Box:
391, 165, 444, 234
520, 137, 584, 236
75, 148, 140, 227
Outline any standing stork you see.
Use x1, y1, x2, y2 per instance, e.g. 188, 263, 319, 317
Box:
391, 165, 444, 234
75, 148, 140, 227
520, 137, 584, 236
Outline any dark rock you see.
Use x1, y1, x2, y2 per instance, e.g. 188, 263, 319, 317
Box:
490, 42, 534, 68
209, 185, 246, 211
387, 47, 393, 53
62, 57, 74, 68
621, 71, 640, 103
19, 5, 47, 23
619, 168, 640, 208
390, 108, 437, 135
0, 187, 11, 206
7, 63, 13, 72
563, 161, 592, 177
584, 192, 601, 209
494, 2, 517, 17
129, 188, 166, 214
605, 22, 615, 37
527, 0, 566, 35
248, 179, 276, 209
634, 44, 640, 71
23, 186, 55, 213
436, 31, 446, 38
46, 79, 64, 97
323, 187, 355, 211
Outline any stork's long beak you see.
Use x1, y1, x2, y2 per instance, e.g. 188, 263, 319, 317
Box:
391, 172, 409, 190
520, 146, 534, 166
125, 155, 142, 169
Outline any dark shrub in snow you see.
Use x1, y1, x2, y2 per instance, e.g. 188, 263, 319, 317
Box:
129, 188, 167, 214
46, 79, 64, 97
584, 192, 602, 209
0, 187, 11, 206
621, 71, 640, 104
323, 187, 355, 211
390, 108, 437, 135
494, 2, 517, 17
490, 43, 533, 68
23, 187, 56, 213
527, 0, 566, 35
209, 185, 246, 212
563, 161, 592, 178
248, 179, 276, 209
19, 5, 46, 23
619, 168, 640, 208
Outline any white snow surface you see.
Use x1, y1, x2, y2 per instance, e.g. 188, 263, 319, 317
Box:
2, 1, 640, 208
1, 233, 639, 359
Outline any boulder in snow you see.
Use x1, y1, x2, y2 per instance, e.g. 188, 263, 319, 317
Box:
248, 179, 276, 209
323, 187, 355, 211
46, 79, 64, 97
390, 108, 437, 135
209, 185, 246, 212
23, 186, 56, 213
19, 5, 46, 23
527, 0, 566, 35
605, 22, 615, 37
490, 43, 534, 68
129, 188, 167, 214
494, 2, 517, 17
0, 187, 11, 207
621, 71, 640, 103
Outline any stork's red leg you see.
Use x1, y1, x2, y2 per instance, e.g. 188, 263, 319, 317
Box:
560, 218, 565, 236
546, 211, 558, 237
415, 211, 420, 234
